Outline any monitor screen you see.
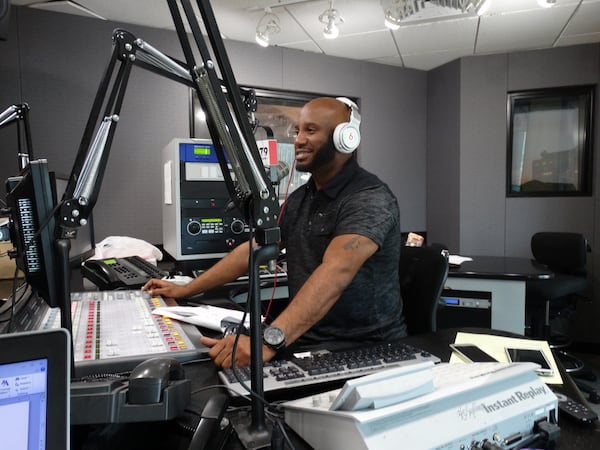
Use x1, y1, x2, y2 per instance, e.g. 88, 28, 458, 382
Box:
0, 357, 49, 449
0, 329, 70, 450
5, 159, 59, 307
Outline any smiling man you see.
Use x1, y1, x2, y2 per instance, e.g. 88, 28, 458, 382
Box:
143, 97, 406, 368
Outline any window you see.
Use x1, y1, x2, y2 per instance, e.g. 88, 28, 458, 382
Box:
507, 86, 594, 197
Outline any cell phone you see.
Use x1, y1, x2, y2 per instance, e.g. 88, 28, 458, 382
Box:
449, 344, 498, 363
505, 347, 554, 376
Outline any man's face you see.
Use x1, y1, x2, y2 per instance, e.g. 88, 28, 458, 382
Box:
293, 101, 340, 173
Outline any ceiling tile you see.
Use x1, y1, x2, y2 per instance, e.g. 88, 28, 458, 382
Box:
476, 5, 579, 54
394, 17, 479, 54
315, 29, 398, 60
561, 1, 600, 36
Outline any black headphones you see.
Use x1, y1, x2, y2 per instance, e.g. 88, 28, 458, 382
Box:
333, 97, 361, 154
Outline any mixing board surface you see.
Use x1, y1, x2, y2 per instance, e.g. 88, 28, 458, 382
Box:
41, 289, 208, 376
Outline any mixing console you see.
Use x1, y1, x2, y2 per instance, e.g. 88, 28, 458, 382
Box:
40, 289, 208, 376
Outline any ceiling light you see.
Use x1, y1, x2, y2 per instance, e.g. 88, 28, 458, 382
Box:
537, 0, 556, 7
476, 0, 492, 16
381, 0, 493, 28
255, 8, 280, 47
319, 1, 344, 40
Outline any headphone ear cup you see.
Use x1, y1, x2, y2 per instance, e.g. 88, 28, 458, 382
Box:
333, 122, 361, 154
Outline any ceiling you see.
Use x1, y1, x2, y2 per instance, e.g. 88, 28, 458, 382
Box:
12, 0, 600, 71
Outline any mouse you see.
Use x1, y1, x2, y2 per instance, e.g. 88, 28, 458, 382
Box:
127, 357, 184, 404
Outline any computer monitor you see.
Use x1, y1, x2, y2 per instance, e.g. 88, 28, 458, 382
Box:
5, 159, 59, 307
54, 176, 96, 267
0, 329, 71, 450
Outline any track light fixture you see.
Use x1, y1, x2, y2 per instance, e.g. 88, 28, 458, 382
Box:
319, 0, 344, 40
255, 8, 281, 47
382, 0, 493, 30
537, 0, 557, 7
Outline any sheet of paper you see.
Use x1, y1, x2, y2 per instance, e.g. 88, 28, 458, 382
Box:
450, 332, 563, 385
448, 255, 473, 266
152, 304, 255, 331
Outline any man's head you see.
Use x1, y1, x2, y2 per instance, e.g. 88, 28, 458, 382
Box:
294, 97, 360, 182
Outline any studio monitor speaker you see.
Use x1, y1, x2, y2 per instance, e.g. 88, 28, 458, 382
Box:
0, 0, 10, 41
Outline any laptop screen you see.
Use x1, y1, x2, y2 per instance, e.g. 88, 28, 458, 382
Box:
0, 357, 49, 449
0, 329, 70, 450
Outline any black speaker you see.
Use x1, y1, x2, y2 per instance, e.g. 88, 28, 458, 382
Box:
0, 0, 10, 41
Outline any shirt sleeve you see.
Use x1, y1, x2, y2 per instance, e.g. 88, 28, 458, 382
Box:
334, 185, 400, 247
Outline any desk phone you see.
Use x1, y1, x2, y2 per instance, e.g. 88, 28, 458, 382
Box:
82, 255, 169, 290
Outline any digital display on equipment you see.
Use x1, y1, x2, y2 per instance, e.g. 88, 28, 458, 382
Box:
194, 146, 211, 156
104, 259, 117, 265
201, 218, 223, 223
441, 297, 460, 305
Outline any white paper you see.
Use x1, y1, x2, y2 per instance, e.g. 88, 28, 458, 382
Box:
152, 304, 255, 331
448, 255, 473, 266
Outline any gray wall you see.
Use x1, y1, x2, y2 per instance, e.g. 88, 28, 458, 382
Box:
426, 59, 461, 251
427, 45, 600, 343
0, 7, 428, 245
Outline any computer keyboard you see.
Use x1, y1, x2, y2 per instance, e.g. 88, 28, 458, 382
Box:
219, 340, 441, 396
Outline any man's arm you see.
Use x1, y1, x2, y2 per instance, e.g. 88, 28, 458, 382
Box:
201, 233, 379, 367
271, 233, 378, 344
142, 239, 253, 298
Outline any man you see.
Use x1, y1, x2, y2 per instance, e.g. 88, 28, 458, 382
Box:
143, 97, 406, 368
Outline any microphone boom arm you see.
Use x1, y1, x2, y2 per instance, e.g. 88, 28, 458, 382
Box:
59, 15, 280, 245
59, 2, 280, 444
0, 103, 34, 171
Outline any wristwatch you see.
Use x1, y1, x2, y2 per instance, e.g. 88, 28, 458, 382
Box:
262, 326, 286, 352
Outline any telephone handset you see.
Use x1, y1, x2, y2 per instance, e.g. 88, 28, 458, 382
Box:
128, 357, 185, 404
71, 357, 191, 424
82, 255, 169, 290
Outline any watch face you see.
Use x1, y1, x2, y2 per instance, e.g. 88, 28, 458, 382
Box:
264, 326, 285, 346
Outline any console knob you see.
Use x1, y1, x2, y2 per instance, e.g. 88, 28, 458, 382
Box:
230, 219, 245, 234
187, 221, 201, 235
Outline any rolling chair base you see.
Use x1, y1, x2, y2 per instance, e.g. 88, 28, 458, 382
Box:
553, 350, 585, 374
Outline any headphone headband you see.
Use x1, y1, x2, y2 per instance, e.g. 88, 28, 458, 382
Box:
336, 97, 361, 126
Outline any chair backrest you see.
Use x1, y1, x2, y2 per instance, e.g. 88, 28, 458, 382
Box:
399, 245, 449, 335
531, 232, 588, 275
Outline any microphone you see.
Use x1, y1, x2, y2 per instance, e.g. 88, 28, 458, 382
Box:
270, 161, 290, 185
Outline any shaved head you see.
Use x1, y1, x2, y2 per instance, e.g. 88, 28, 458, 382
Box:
302, 97, 351, 128
293, 97, 354, 187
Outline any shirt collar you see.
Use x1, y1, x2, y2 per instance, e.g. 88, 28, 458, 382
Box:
307, 158, 359, 199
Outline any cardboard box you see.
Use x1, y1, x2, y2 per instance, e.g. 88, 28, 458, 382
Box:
0, 241, 24, 279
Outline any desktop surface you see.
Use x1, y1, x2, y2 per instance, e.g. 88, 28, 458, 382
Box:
449, 255, 553, 280
69, 327, 599, 450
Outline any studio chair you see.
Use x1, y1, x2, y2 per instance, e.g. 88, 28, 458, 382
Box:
526, 232, 591, 373
399, 245, 449, 335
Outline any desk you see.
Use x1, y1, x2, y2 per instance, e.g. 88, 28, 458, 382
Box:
443, 256, 553, 335
71, 327, 599, 450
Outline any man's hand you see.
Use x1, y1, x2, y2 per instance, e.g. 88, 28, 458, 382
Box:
142, 278, 189, 299
200, 335, 276, 368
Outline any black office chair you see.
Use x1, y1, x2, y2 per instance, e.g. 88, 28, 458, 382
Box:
399, 245, 449, 335
526, 232, 591, 372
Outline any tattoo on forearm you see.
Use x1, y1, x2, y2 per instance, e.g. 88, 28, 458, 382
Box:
343, 236, 360, 251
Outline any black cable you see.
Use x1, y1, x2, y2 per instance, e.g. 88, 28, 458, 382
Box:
1, 265, 31, 330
